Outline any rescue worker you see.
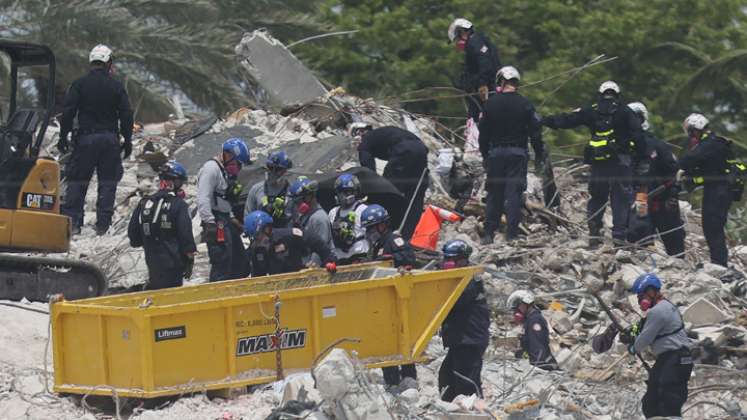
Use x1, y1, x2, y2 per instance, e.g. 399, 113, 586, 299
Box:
243, 210, 337, 276
360, 204, 418, 389
127, 160, 196, 289
447, 18, 501, 122
438, 240, 490, 402
542, 81, 647, 247
627, 102, 685, 256
329, 174, 369, 264
478, 66, 545, 244
626, 273, 693, 418
244, 150, 292, 227
287, 177, 333, 249
58, 44, 133, 235
678, 114, 736, 267
356, 126, 429, 241
197, 138, 252, 281
507, 290, 559, 370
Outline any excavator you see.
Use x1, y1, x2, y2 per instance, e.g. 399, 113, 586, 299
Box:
0, 40, 106, 302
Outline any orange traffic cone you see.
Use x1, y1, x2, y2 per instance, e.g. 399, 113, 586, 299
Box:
410, 205, 463, 251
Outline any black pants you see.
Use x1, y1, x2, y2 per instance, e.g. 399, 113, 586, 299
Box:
146, 265, 183, 290
642, 348, 693, 418
650, 196, 686, 257
702, 184, 732, 267
465, 93, 483, 123
382, 363, 417, 386
208, 214, 248, 282
61, 132, 123, 230
438, 345, 485, 402
385, 157, 428, 241
588, 158, 632, 241
485, 147, 527, 240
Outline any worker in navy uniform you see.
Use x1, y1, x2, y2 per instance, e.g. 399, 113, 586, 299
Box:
626, 102, 685, 256
360, 204, 418, 388
542, 81, 646, 247
625, 273, 693, 418
244, 151, 292, 227
329, 174, 369, 264
355, 125, 429, 241
508, 290, 559, 370
59, 44, 133, 235
438, 240, 490, 402
196, 138, 252, 281
127, 160, 196, 290
243, 210, 337, 276
478, 66, 545, 244
447, 18, 501, 122
678, 113, 739, 267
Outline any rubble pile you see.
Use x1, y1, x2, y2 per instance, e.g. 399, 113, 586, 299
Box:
1, 31, 746, 419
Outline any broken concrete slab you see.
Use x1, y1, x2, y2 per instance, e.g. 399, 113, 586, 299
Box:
236, 30, 328, 111
683, 297, 733, 327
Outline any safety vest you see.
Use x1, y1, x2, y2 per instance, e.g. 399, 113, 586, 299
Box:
260, 181, 289, 220
585, 102, 635, 163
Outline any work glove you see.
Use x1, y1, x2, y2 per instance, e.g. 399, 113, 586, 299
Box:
325, 262, 337, 274
619, 327, 635, 345
633, 192, 649, 218
183, 256, 194, 280
478, 85, 489, 102
676, 169, 686, 183
121, 139, 133, 159
57, 133, 70, 154
201, 222, 218, 244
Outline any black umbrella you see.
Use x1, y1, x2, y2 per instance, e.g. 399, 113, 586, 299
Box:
314, 167, 407, 227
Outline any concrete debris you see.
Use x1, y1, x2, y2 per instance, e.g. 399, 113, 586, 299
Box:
683, 297, 733, 327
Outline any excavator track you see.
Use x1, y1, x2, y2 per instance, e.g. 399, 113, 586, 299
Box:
0, 254, 107, 302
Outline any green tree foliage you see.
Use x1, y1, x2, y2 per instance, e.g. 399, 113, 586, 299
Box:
297, 0, 747, 152
0, 0, 322, 121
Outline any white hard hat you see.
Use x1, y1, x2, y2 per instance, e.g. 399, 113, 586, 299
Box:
628, 102, 650, 131
497, 66, 521, 82
683, 113, 709, 134
598, 80, 620, 95
348, 122, 373, 137
448, 18, 473, 43
89, 44, 113, 63
507, 290, 535, 309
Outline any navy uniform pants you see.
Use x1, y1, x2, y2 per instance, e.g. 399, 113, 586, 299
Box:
485, 146, 527, 240
62, 132, 122, 230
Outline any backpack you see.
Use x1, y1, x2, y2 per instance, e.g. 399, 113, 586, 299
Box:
584, 100, 618, 164
139, 194, 176, 241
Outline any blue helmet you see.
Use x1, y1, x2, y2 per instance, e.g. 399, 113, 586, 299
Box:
243, 210, 273, 238
159, 160, 187, 180
334, 173, 361, 206
361, 204, 389, 228
266, 151, 292, 170
288, 177, 318, 198
631, 273, 662, 294
442, 239, 473, 258
222, 138, 251, 165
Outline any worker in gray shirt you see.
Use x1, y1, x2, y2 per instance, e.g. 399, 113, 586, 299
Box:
624, 273, 693, 419
244, 151, 293, 228
287, 177, 332, 265
197, 138, 251, 281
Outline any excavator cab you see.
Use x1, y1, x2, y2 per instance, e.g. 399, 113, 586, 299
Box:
0, 40, 70, 253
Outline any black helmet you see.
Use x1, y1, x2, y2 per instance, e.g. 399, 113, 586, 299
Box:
442, 239, 473, 258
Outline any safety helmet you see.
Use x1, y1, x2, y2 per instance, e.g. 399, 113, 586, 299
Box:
243, 210, 274, 238
349, 122, 373, 138
630, 273, 662, 294
683, 113, 709, 135
448, 18, 473, 43
442, 239, 473, 258
288, 177, 318, 198
89, 44, 113, 63
628, 102, 650, 131
159, 160, 188, 181
360, 204, 389, 229
222, 138, 251, 165
266, 150, 293, 170
496, 66, 521, 84
507, 290, 535, 309
598, 80, 621, 95
334, 173, 361, 201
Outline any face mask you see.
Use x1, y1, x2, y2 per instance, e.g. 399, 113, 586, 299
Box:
455, 39, 467, 51
337, 192, 356, 207
297, 200, 311, 215
366, 228, 382, 244
159, 179, 173, 191
225, 160, 241, 177
442, 260, 457, 270
513, 310, 525, 324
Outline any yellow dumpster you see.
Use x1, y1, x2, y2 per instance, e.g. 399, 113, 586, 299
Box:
51, 262, 483, 398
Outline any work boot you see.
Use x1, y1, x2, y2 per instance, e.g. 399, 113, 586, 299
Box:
612, 237, 627, 248
95, 225, 109, 236
588, 223, 602, 249
71, 225, 81, 236
480, 232, 494, 245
